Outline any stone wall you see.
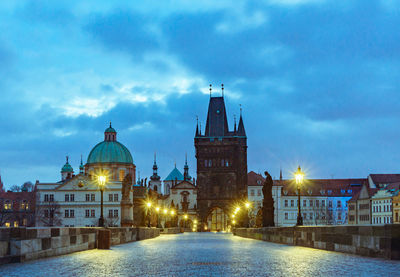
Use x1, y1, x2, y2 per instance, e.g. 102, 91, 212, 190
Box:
233, 225, 400, 260
160, 227, 182, 234
0, 227, 160, 264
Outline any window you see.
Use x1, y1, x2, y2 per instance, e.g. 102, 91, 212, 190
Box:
44, 210, 49, 218
208, 160, 212, 167
114, 209, 118, 218
337, 200, 341, 208
329, 200, 332, 208
284, 200, 288, 207
303, 200, 307, 207
91, 194, 95, 201
108, 210, 113, 218
22, 218, 27, 226
86, 194, 90, 201
21, 200, 28, 210
257, 190, 261, 196
250, 189, 255, 196
119, 170, 125, 181
44, 194, 49, 202
349, 215, 355, 221
85, 210, 90, 217
204, 160, 208, 167
285, 212, 288, 220
14, 221, 18, 227
114, 194, 118, 202
316, 200, 319, 207
70, 194, 75, 202
70, 210, 74, 218
4, 201, 11, 210
290, 200, 294, 207
65, 194, 69, 202
309, 213, 313, 219
5, 222, 10, 228
91, 210, 95, 217
309, 200, 313, 207
322, 200, 325, 207
65, 210, 69, 218
49, 194, 54, 202
338, 213, 342, 220
109, 194, 113, 202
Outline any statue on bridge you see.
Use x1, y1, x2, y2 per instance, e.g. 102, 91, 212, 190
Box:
262, 171, 275, 227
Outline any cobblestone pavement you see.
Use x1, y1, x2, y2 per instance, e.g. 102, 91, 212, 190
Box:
2, 233, 400, 276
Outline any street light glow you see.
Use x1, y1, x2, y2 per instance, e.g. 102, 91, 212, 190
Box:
163, 208, 168, 214
170, 210, 175, 215
231, 214, 235, 219
184, 214, 188, 219
235, 207, 240, 213
245, 202, 250, 208
194, 219, 198, 224
146, 202, 152, 208
98, 175, 106, 187
156, 207, 160, 212
295, 166, 304, 185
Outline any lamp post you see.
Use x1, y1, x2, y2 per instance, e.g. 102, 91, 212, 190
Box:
146, 202, 152, 227
98, 175, 106, 227
295, 166, 304, 226
156, 207, 160, 228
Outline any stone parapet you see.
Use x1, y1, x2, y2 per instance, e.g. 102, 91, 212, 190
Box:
233, 225, 400, 260
0, 227, 160, 264
160, 227, 182, 234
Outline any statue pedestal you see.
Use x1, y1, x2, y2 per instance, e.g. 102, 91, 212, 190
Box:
121, 199, 134, 227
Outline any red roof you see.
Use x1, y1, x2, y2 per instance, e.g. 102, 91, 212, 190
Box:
370, 174, 400, 184
247, 171, 265, 186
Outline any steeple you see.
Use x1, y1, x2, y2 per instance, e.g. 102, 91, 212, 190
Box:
237, 105, 246, 137
195, 116, 199, 137
0, 173, 4, 193
61, 156, 74, 181
79, 155, 84, 174
150, 153, 160, 181
204, 95, 229, 137
234, 114, 237, 133
183, 153, 191, 181
280, 168, 283, 181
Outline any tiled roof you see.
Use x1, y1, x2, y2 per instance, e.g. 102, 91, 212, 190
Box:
369, 174, 400, 184
275, 178, 366, 197
204, 97, 229, 137
248, 171, 265, 186
164, 167, 184, 181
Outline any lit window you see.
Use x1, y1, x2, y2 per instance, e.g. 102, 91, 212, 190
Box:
5, 222, 10, 228
4, 201, 11, 210
119, 170, 125, 181
14, 221, 18, 227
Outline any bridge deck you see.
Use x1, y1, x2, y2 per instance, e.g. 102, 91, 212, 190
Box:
1, 233, 400, 276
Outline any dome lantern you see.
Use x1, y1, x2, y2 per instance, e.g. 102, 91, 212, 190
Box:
104, 122, 117, 142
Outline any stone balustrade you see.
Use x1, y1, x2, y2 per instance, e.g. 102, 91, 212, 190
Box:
160, 227, 182, 234
0, 227, 160, 264
233, 225, 400, 260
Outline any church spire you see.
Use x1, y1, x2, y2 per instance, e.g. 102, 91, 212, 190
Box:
195, 116, 199, 137
183, 153, 191, 181
280, 167, 283, 181
79, 154, 84, 174
151, 153, 160, 181
237, 104, 246, 137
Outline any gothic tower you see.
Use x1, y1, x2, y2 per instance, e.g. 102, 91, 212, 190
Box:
195, 86, 247, 231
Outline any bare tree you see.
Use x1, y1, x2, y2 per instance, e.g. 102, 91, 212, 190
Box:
21, 182, 34, 192
35, 193, 62, 226
9, 185, 21, 192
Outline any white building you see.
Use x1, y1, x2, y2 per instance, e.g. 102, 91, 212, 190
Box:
371, 189, 394, 225
36, 124, 136, 227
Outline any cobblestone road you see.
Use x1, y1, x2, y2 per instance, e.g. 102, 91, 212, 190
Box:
2, 233, 400, 276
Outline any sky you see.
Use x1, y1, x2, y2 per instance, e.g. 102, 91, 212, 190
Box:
1, 0, 400, 188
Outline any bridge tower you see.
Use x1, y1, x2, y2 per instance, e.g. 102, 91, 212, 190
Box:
195, 86, 247, 231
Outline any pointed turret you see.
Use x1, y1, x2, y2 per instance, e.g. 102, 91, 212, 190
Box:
79, 155, 84, 174
61, 156, 74, 181
195, 116, 199, 137
205, 95, 229, 137
280, 168, 283, 181
150, 153, 160, 181
183, 153, 191, 181
237, 106, 246, 137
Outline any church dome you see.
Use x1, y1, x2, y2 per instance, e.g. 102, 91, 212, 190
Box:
87, 124, 133, 165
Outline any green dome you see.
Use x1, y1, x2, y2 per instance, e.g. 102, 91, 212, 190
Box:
87, 141, 133, 164
61, 162, 74, 173
105, 127, 116, 133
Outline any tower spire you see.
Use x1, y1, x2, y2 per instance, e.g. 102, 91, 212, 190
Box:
221, 83, 224, 97
237, 104, 246, 137
151, 153, 160, 181
195, 116, 199, 137
209, 84, 212, 97
79, 154, 84, 174
234, 114, 237, 133
184, 153, 191, 181
280, 167, 283, 181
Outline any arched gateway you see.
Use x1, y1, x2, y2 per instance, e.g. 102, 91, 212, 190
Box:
207, 207, 228, 231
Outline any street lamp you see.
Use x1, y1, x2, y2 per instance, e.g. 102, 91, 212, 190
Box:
295, 166, 304, 226
184, 214, 188, 229
146, 201, 152, 227
155, 207, 160, 228
97, 175, 106, 227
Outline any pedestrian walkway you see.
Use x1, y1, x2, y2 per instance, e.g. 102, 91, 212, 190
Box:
1, 233, 400, 276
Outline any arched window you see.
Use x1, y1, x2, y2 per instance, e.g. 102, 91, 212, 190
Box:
208, 160, 212, 167
154, 185, 158, 192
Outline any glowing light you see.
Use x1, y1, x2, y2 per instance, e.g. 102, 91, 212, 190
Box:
232, 220, 236, 224
231, 214, 235, 219
170, 210, 175, 215
156, 207, 160, 212
245, 202, 250, 208
98, 175, 106, 188
204, 225, 208, 230
163, 208, 168, 214
184, 214, 188, 219
235, 207, 240, 213
146, 202, 152, 208
295, 166, 304, 185
194, 219, 198, 224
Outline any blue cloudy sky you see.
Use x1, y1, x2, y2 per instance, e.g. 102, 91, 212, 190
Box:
1, 0, 399, 188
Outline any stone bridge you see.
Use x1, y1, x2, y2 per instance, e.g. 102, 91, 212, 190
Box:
1, 232, 400, 276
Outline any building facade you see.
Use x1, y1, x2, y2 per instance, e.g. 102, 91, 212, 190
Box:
36, 124, 136, 227
195, 94, 247, 231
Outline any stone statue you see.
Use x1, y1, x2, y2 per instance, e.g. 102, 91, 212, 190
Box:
122, 174, 132, 201
120, 174, 133, 227
262, 171, 275, 227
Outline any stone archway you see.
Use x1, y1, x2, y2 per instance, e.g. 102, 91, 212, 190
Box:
207, 207, 228, 231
